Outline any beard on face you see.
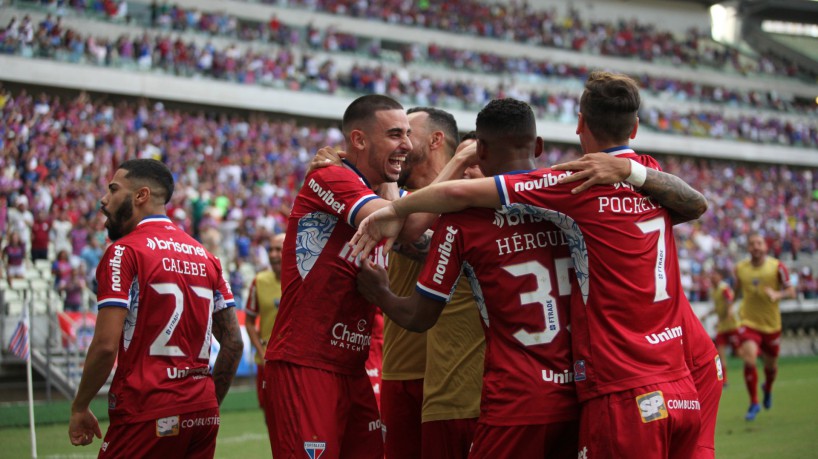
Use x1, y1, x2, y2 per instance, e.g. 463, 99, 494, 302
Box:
397, 166, 411, 188
105, 198, 134, 241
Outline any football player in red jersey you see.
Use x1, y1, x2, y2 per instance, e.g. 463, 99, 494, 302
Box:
262, 95, 465, 459
352, 74, 709, 459
69, 159, 243, 458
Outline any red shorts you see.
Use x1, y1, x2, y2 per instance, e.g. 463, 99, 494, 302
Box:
255, 364, 267, 412
579, 377, 701, 459
100, 407, 219, 459
738, 327, 781, 358
469, 420, 579, 459
421, 418, 477, 459
691, 354, 724, 459
714, 330, 740, 354
381, 379, 423, 459
263, 360, 383, 459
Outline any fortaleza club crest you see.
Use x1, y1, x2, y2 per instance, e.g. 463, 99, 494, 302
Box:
304, 441, 327, 459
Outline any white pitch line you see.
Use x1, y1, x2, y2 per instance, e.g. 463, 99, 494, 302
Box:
43, 455, 98, 459
218, 432, 268, 444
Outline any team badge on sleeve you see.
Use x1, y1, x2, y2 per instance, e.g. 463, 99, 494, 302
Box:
156, 415, 180, 437
636, 391, 668, 423
715, 355, 724, 381
304, 441, 326, 459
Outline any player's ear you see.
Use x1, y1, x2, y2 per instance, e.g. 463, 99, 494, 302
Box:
534, 136, 544, 158
350, 129, 366, 150
630, 117, 639, 139
135, 186, 151, 205
576, 113, 585, 135
430, 130, 444, 150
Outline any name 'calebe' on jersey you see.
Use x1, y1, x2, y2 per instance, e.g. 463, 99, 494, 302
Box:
95, 215, 235, 426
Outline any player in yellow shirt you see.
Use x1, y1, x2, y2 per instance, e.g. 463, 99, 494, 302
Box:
384, 110, 484, 459
703, 269, 738, 386
245, 233, 285, 427
734, 233, 795, 421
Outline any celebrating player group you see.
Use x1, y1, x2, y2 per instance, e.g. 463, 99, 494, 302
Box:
71, 71, 724, 459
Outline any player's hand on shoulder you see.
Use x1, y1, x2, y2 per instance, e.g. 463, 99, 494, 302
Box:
307, 146, 346, 175
357, 259, 390, 304
553, 153, 631, 194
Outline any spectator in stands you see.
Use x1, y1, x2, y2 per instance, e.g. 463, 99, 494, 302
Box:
61, 265, 87, 312
52, 207, 73, 256
52, 249, 73, 289
70, 215, 90, 257
31, 209, 52, 261
2, 231, 27, 285
7, 195, 33, 254
80, 235, 103, 293
799, 266, 817, 299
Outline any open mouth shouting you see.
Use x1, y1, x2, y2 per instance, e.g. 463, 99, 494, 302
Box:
387, 153, 407, 177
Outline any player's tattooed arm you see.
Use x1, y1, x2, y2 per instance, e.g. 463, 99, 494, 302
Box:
211, 308, 244, 405
392, 230, 433, 262
553, 154, 706, 225
641, 168, 707, 225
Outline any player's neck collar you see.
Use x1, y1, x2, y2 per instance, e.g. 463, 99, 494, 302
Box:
341, 159, 373, 189
138, 215, 171, 226
603, 145, 635, 156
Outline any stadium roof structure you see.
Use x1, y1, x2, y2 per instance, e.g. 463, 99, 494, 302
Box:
739, 0, 818, 75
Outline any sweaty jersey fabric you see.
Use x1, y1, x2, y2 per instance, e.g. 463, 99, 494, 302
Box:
266, 163, 388, 376
383, 251, 427, 380
96, 216, 235, 426
713, 281, 738, 333
245, 270, 281, 365
422, 272, 485, 423
736, 257, 790, 333
496, 149, 690, 402
417, 205, 579, 425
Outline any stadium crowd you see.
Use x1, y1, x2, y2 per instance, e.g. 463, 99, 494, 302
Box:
1, 87, 817, 306
249, 0, 811, 78
18, 1, 818, 117
2, 15, 817, 148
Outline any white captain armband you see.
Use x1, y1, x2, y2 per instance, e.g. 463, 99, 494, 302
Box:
626, 159, 647, 187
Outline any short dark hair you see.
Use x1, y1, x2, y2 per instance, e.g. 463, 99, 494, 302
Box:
476, 99, 536, 143
580, 71, 641, 143
407, 106, 460, 153
119, 159, 175, 204
342, 95, 404, 136
460, 131, 477, 143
